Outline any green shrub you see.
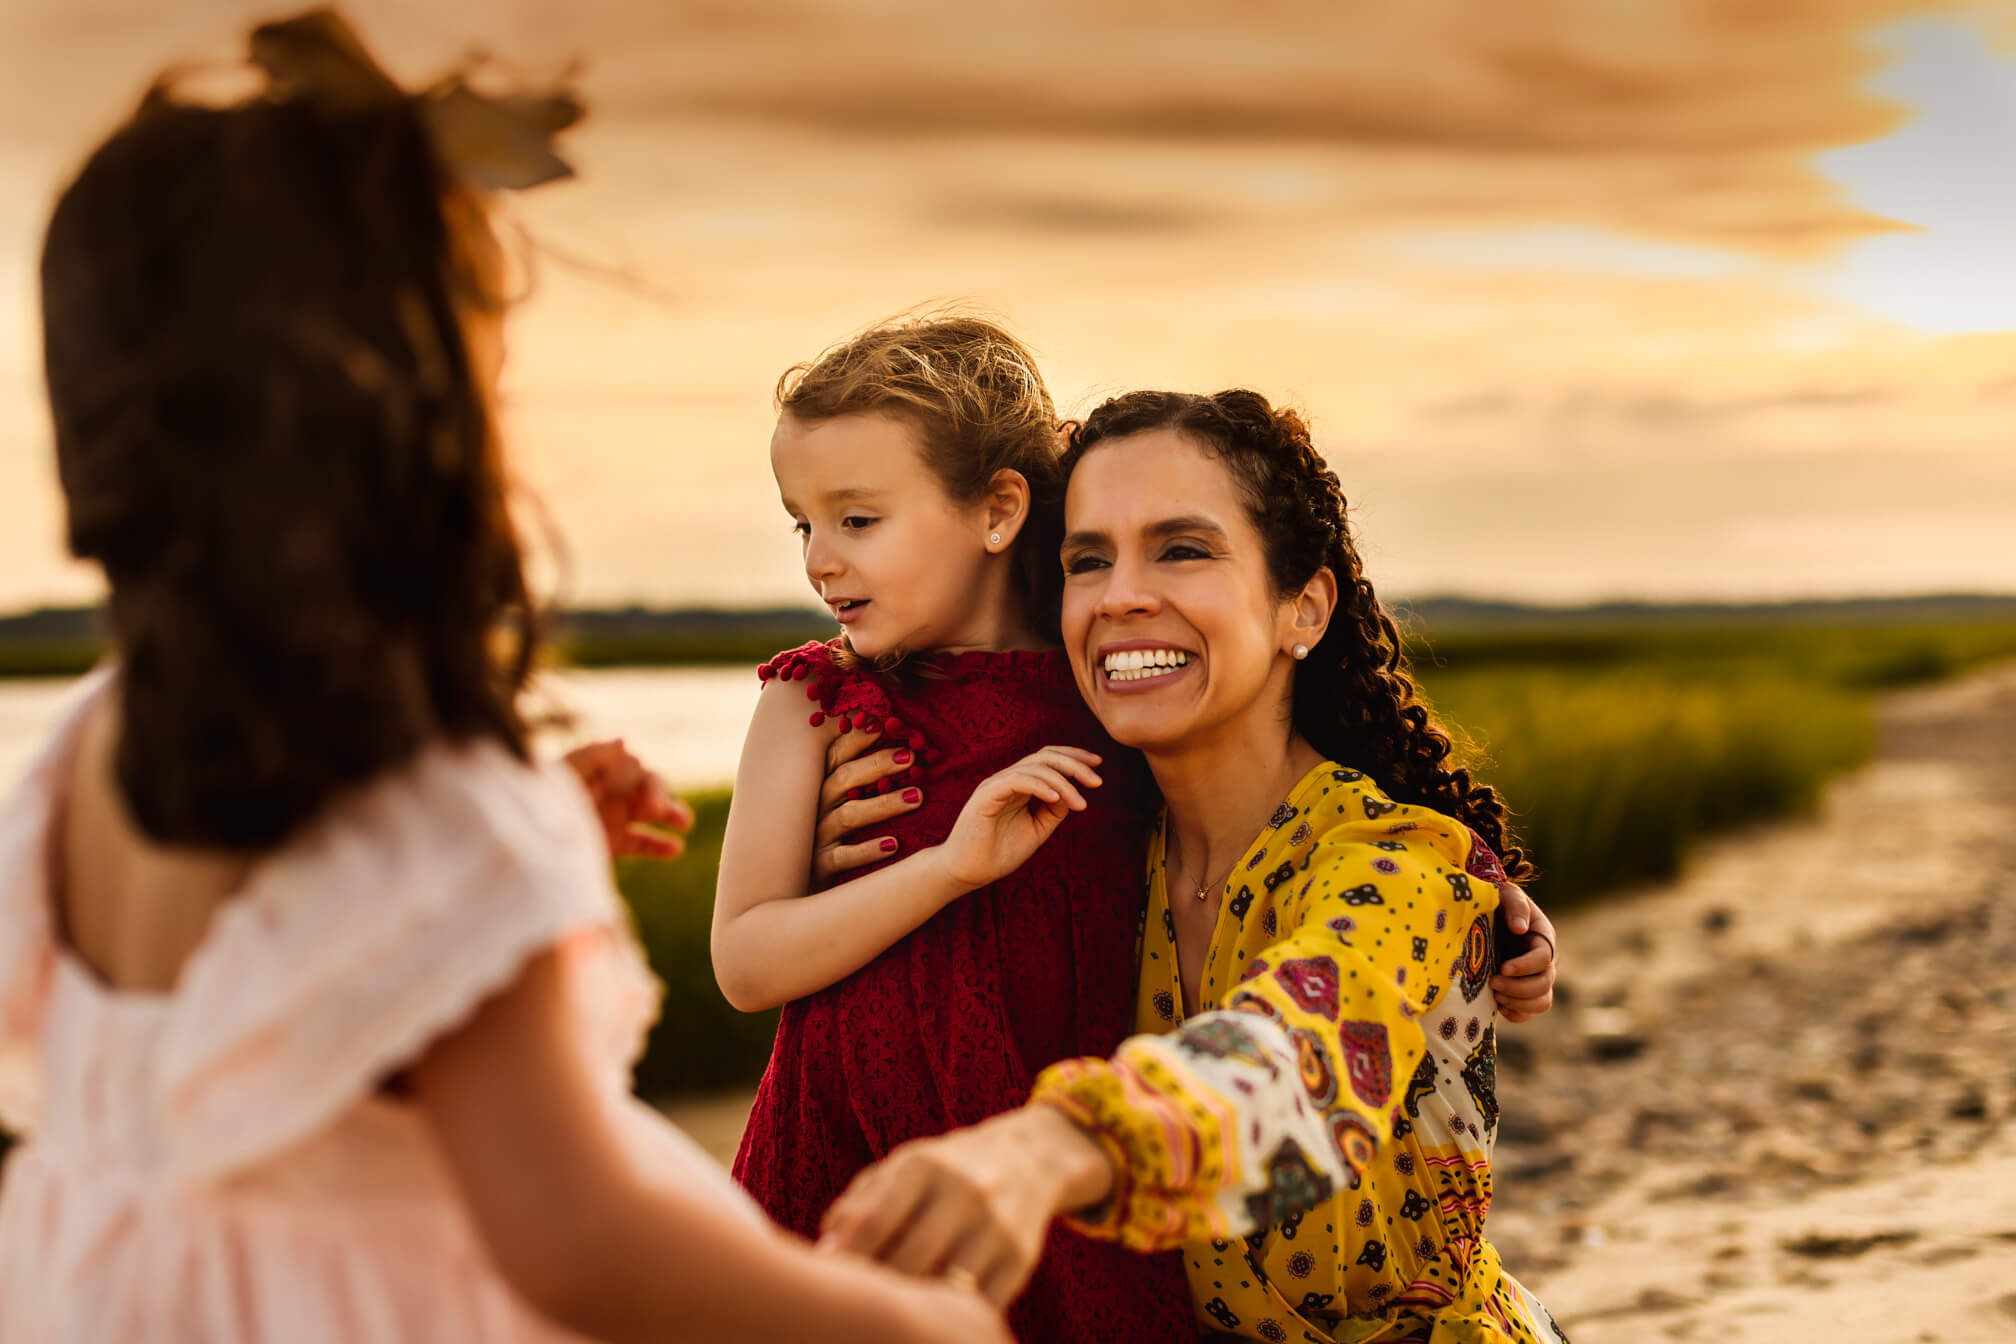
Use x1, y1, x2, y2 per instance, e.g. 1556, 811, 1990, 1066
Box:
615, 790, 782, 1097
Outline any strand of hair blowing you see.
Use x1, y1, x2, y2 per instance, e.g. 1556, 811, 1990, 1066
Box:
1063, 390, 1530, 880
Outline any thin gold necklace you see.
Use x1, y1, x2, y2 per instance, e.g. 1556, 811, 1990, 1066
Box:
1167, 829, 1240, 903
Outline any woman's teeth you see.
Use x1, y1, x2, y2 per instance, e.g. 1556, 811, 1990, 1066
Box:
1103, 649, 1192, 681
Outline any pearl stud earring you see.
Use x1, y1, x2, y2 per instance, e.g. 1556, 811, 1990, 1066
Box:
989, 532, 1002, 546
1292, 644, 1309, 660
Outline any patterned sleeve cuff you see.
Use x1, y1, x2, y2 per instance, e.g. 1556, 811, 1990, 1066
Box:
1029, 1053, 1236, 1251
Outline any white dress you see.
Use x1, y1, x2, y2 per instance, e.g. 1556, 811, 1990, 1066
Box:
0, 669, 755, 1342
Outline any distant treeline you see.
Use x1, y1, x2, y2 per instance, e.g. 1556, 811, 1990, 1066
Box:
0, 604, 839, 677
5, 593, 2016, 678
1391, 593, 2016, 629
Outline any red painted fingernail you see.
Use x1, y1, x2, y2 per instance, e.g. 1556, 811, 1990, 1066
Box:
902, 788, 920, 804
893, 750, 913, 765
879, 837, 897, 853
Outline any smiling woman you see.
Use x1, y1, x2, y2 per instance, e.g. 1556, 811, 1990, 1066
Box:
1058, 391, 1528, 879
822, 388, 1562, 1343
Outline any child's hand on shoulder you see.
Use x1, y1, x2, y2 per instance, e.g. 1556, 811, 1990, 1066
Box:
563, 738, 695, 860
934, 747, 1102, 891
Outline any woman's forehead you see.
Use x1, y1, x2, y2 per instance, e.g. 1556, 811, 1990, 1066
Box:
1065, 429, 1242, 527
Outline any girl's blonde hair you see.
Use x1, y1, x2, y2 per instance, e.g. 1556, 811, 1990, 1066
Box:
776, 313, 1065, 643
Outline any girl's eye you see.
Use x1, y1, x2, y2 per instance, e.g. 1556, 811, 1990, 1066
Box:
1063, 554, 1110, 576
790, 520, 811, 538
840, 515, 877, 532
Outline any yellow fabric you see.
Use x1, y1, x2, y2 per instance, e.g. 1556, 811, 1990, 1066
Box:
1033, 762, 1564, 1343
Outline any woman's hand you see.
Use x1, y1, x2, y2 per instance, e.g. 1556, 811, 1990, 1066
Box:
819, 1106, 1114, 1308
563, 739, 695, 860
935, 747, 1103, 891
811, 721, 927, 884
1492, 882, 1558, 1023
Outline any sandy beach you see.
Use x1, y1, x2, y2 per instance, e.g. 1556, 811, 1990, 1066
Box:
1485, 660, 2016, 1341
666, 660, 2016, 1339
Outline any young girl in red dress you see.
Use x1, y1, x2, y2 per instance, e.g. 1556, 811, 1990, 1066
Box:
708, 317, 1196, 1343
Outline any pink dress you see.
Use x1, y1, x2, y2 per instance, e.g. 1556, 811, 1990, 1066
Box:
0, 670, 753, 1342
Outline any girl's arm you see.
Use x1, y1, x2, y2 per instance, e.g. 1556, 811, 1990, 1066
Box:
411, 944, 1010, 1344
711, 677, 1101, 1011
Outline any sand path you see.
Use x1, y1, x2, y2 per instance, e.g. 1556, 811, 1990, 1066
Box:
1490, 662, 2016, 1341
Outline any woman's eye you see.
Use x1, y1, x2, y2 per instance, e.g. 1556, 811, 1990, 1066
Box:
1161, 543, 1208, 562
1063, 554, 1110, 575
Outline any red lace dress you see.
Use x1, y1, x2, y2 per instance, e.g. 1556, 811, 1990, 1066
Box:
730, 642, 1196, 1344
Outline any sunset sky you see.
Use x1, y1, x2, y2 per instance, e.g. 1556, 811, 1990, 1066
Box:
0, 0, 2011, 612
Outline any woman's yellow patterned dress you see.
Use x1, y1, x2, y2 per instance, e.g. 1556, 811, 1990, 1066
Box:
1033, 761, 1566, 1343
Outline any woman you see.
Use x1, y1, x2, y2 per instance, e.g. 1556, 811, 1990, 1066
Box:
819, 390, 1566, 1342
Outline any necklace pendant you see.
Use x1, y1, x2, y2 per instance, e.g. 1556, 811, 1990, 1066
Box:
1194, 883, 1209, 902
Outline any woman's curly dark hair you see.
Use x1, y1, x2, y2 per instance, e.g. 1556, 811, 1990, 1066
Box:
1062, 389, 1530, 879
41, 93, 538, 849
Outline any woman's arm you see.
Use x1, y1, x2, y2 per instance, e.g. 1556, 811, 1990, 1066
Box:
711, 678, 1103, 1011
822, 821, 1481, 1283
412, 944, 1010, 1344
820, 1104, 1114, 1308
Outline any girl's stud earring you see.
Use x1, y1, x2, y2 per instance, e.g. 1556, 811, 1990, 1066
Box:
989, 532, 1002, 546
1292, 644, 1309, 660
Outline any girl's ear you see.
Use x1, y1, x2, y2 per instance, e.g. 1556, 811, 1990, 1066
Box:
1283, 565, 1338, 657
982, 469, 1031, 553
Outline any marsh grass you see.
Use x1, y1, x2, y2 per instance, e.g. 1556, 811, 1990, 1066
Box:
1428, 669, 1871, 904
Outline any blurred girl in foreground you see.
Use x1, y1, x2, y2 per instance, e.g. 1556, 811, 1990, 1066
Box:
0, 12, 1004, 1343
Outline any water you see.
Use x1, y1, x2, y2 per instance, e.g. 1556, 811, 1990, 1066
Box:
0, 666, 760, 801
